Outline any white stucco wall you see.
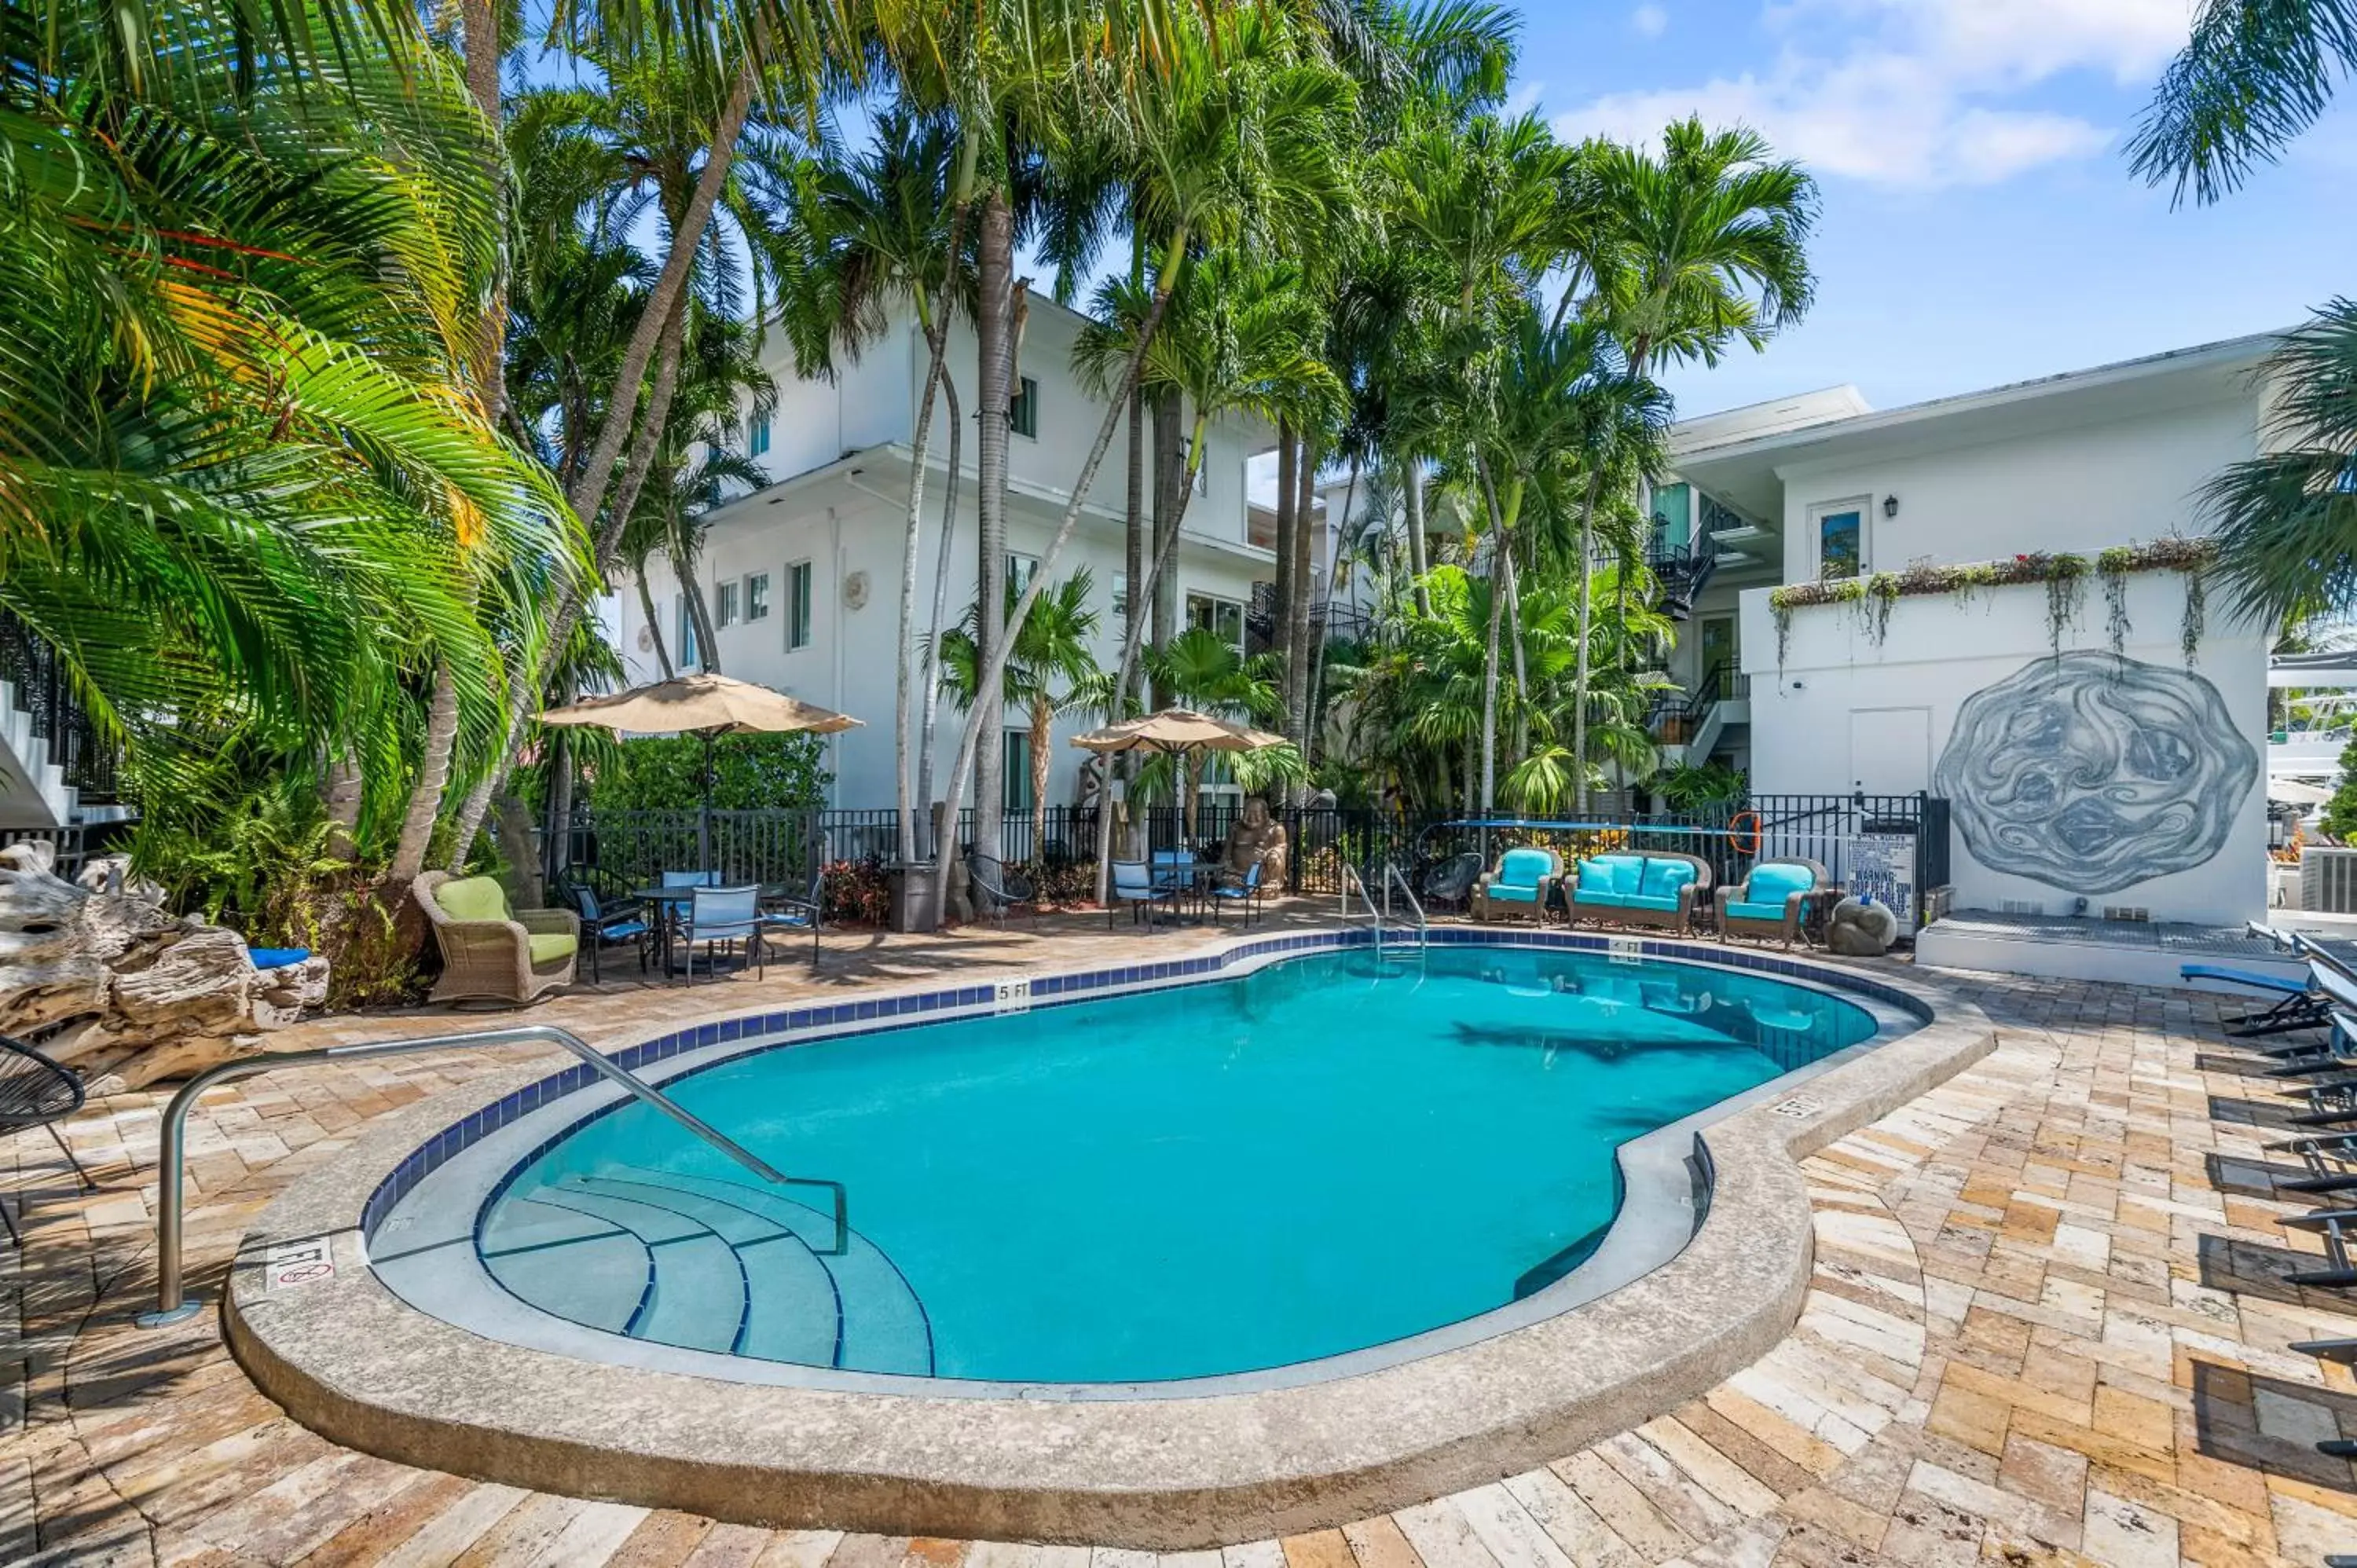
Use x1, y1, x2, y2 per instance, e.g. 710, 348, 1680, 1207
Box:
1776, 396, 2258, 581
1739, 570, 2268, 924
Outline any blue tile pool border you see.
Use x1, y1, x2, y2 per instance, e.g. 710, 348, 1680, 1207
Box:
358, 928, 1932, 1242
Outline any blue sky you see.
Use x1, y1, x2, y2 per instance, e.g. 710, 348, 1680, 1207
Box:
1529, 0, 2357, 419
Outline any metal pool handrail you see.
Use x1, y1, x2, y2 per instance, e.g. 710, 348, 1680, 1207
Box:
1381, 860, 1428, 940
1341, 862, 1383, 955
137, 1023, 812, 1328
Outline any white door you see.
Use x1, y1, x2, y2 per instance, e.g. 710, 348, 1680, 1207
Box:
1847, 707, 1932, 797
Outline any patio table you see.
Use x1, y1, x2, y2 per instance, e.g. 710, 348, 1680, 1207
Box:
631, 884, 796, 976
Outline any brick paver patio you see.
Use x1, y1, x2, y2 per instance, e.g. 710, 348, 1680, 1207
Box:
5, 909, 2357, 1566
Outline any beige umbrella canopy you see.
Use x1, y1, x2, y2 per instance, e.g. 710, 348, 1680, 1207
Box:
1068, 708, 1285, 757
541, 672, 861, 738
542, 673, 860, 870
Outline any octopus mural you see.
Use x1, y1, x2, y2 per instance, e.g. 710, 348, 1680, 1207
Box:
1931, 651, 2256, 895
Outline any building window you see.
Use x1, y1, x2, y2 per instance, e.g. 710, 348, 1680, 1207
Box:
1813, 499, 1867, 580
1006, 552, 1039, 596
745, 571, 771, 621
786, 560, 813, 650
1111, 573, 1128, 620
676, 596, 700, 670
1186, 591, 1244, 649
1003, 731, 1033, 812
1008, 376, 1039, 439
746, 412, 771, 456
715, 579, 739, 628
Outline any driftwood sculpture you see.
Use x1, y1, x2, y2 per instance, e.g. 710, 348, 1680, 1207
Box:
0, 843, 328, 1090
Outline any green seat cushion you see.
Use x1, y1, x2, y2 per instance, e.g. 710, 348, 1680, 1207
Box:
528, 932, 577, 965
1488, 882, 1541, 903
1496, 848, 1555, 890
1726, 900, 1794, 923
1746, 863, 1815, 907
1638, 859, 1696, 900
438, 876, 511, 923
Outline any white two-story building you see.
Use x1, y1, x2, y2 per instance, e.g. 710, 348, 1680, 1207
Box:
1658, 332, 2281, 929
611, 295, 1292, 814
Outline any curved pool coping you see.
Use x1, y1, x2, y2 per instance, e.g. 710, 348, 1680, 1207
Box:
225, 928, 1996, 1548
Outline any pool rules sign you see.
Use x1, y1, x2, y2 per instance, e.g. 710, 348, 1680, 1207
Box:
1839, 833, 1919, 936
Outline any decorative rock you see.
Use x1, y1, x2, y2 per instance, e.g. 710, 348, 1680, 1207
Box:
1827, 894, 1900, 958
0, 841, 329, 1090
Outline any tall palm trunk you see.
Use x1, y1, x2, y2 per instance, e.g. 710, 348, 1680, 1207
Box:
915, 372, 962, 855
673, 538, 720, 675
1028, 694, 1052, 851
460, 0, 502, 426
895, 277, 957, 866
321, 756, 363, 863
603, 292, 691, 573
453, 75, 756, 871
933, 244, 1185, 914
1149, 392, 1184, 703
392, 663, 458, 882
1474, 463, 1512, 811
1403, 454, 1431, 618
637, 571, 675, 679
1286, 435, 1317, 764
1094, 421, 1206, 899
1307, 455, 1359, 759
1571, 467, 1604, 812
971, 189, 1014, 865
1125, 382, 1145, 702
1272, 421, 1295, 704
543, 731, 573, 881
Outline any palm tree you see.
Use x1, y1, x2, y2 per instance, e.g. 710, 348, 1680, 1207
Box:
925, 4, 1356, 912
2131, 0, 2357, 204
1137, 628, 1299, 833
937, 573, 1104, 855
2202, 301, 2357, 626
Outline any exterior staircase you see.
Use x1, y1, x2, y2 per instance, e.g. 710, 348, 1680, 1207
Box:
0, 614, 123, 833
1651, 667, 1750, 768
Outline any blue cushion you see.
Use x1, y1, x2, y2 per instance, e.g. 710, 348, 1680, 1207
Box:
597, 920, 650, 940
247, 947, 310, 970
1497, 848, 1553, 888
1488, 883, 1541, 903
1576, 858, 1615, 894
1572, 888, 1628, 907
1622, 893, 1680, 913
1727, 900, 1794, 922
1746, 864, 1815, 907
1638, 859, 1695, 900
1608, 855, 1644, 896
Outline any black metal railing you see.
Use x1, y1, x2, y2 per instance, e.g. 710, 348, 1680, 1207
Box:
1648, 663, 1749, 742
557, 791, 1957, 926
1647, 514, 1719, 620
0, 613, 119, 807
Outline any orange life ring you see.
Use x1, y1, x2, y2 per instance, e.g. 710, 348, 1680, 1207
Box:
1727, 811, 1762, 855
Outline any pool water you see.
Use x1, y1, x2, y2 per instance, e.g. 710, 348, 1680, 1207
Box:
477, 947, 1880, 1384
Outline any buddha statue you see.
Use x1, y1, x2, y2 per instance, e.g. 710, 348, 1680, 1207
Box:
1219, 797, 1288, 888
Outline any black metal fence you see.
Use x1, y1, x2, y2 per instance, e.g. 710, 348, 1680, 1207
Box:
559, 792, 1955, 916
0, 612, 119, 804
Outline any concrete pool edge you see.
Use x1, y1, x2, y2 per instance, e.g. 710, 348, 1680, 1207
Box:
223, 936, 1997, 1548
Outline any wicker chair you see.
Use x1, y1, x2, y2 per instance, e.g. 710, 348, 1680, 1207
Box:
417, 871, 580, 1005
0, 1035, 94, 1246
1714, 859, 1832, 948
1472, 846, 1563, 923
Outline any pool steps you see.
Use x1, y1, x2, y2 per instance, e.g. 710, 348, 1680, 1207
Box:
481, 1167, 933, 1375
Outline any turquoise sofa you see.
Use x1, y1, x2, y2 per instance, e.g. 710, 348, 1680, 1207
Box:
1566, 851, 1712, 933
1714, 858, 1831, 947
1472, 846, 1563, 923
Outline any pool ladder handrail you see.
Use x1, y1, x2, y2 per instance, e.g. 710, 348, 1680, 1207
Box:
1381, 861, 1428, 944
1340, 863, 1383, 955
137, 1023, 841, 1328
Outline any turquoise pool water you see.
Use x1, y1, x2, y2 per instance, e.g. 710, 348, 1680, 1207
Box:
477, 946, 1881, 1384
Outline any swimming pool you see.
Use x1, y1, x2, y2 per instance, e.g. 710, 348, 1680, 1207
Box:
456, 943, 1886, 1387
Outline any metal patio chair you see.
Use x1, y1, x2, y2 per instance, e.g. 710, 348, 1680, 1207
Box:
966, 852, 1036, 928
0, 1035, 95, 1246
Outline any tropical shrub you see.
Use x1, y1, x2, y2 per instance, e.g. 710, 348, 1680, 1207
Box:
819, 859, 892, 925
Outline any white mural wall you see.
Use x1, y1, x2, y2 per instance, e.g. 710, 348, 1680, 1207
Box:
1739, 569, 2269, 924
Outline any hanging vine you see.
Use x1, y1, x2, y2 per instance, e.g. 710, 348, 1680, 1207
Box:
2097, 546, 2134, 656
2044, 553, 2088, 658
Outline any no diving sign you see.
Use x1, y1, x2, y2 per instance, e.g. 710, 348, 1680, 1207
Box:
265, 1238, 336, 1291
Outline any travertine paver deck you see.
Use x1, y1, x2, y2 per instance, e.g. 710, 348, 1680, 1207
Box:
5, 910, 2357, 1565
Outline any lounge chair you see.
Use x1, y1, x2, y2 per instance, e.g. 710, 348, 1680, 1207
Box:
2183, 962, 2328, 1037
1566, 850, 1713, 934
1419, 852, 1483, 914
0, 1035, 95, 1245
678, 885, 765, 981
417, 872, 580, 1004
1715, 859, 1831, 948
1109, 860, 1176, 928
1472, 847, 1562, 923
966, 852, 1036, 928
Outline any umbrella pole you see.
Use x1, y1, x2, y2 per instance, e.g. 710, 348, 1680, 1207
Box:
701, 731, 714, 875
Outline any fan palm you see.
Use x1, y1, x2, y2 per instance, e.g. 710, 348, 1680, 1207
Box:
2204, 300, 2357, 626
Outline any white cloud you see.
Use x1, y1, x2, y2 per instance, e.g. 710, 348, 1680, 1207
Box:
1555, 0, 2191, 188
1631, 4, 1669, 38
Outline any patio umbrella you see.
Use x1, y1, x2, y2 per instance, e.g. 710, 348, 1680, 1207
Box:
1069, 709, 1287, 852
541, 672, 860, 870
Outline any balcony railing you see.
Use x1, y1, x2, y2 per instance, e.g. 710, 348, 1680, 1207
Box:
0, 613, 119, 807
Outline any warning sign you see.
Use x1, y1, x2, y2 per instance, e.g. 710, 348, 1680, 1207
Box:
265, 1238, 336, 1291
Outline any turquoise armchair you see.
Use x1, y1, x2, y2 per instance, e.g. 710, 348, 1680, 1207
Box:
1472, 846, 1563, 923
